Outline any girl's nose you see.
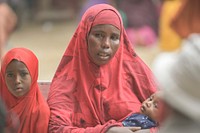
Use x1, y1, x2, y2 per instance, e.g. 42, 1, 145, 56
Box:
15, 75, 21, 84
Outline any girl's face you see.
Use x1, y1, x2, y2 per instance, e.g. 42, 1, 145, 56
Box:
5, 60, 32, 97
140, 93, 160, 122
87, 24, 120, 66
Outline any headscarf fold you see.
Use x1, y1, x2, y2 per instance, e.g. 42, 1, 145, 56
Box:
48, 4, 157, 133
0, 48, 50, 133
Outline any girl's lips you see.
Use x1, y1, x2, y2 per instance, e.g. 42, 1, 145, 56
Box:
98, 52, 108, 56
15, 87, 23, 92
98, 52, 110, 57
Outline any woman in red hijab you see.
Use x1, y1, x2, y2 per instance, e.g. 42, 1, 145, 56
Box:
47, 4, 157, 133
0, 48, 50, 133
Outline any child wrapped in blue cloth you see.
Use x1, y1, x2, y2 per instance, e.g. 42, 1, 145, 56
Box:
122, 92, 160, 129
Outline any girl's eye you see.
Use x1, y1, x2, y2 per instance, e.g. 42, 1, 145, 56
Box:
20, 71, 29, 77
20, 70, 29, 77
7, 73, 13, 77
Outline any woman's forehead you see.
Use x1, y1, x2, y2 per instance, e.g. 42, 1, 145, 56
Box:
92, 10, 121, 30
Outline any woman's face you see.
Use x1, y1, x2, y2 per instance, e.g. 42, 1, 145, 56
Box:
87, 24, 120, 66
5, 60, 32, 97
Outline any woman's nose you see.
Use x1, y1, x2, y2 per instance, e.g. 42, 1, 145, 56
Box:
102, 37, 110, 48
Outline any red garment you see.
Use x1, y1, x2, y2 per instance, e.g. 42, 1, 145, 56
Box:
0, 48, 50, 133
47, 4, 157, 133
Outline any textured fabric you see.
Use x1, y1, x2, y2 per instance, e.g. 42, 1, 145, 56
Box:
122, 113, 157, 129
0, 48, 50, 133
47, 4, 157, 133
93, 10, 120, 30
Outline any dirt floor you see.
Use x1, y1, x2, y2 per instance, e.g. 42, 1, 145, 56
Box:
8, 20, 160, 81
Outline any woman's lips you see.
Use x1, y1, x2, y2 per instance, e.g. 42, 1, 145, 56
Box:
98, 52, 110, 60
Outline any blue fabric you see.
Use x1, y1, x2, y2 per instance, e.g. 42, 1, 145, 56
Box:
122, 113, 157, 129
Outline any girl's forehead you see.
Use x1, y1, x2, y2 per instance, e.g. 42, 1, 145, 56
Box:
6, 60, 27, 71
8, 59, 24, 66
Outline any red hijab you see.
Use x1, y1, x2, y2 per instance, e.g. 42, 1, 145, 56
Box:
48, 4, 157, 133
0, 48, 50, 133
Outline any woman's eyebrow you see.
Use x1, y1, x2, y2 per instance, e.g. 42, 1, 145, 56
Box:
6, 70, 13, 73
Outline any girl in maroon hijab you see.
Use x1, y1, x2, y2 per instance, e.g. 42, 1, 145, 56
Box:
47, 4, 157, 133
0, 48, 50, 133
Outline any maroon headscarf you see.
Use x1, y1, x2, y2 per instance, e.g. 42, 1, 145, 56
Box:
48, 4, 157, 133
0, 48, 50, 133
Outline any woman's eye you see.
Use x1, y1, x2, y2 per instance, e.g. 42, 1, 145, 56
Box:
95, 33, 103, 38
111, 35, 119, 41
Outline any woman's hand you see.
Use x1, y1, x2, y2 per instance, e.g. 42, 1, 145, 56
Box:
106, 126, 141, 133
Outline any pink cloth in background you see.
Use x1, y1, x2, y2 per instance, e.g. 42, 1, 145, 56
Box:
126, 26, 157, 47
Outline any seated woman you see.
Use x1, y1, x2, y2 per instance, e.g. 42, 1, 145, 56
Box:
47, 4, 157, 133
0, 48, 50, 133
